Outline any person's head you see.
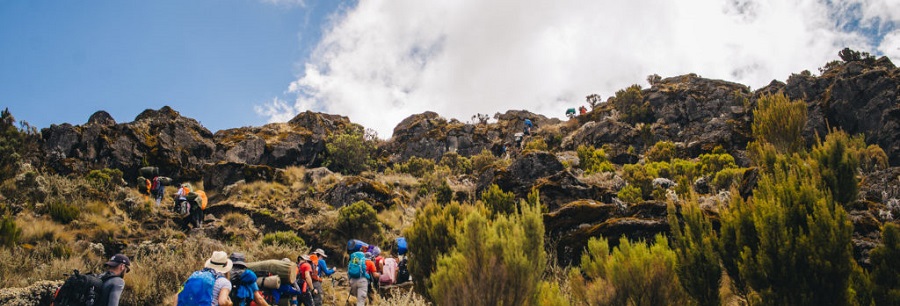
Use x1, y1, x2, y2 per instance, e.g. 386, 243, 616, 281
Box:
298, 254, 311, 263
229, 252, 247, 269
313, 248, 328, 259
204, 251, 233, 275
105, 254, 131, 277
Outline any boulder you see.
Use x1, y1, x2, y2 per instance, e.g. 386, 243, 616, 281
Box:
324, 176, 394, 210
203, 162, 279, 192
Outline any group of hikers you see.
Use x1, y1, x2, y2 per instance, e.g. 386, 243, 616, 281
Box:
136, 166, 208, 228
52, 237, 410, 306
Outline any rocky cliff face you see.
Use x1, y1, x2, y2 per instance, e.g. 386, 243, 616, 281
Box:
41, 106, 215, 181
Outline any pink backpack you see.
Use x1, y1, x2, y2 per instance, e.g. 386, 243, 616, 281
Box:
379, 258, 398, 285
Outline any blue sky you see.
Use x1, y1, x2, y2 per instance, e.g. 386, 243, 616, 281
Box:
2, 1, 898, 137
1, 0, 348, 132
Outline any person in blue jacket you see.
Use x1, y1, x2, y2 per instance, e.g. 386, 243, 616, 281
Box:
313, 248, 335, 278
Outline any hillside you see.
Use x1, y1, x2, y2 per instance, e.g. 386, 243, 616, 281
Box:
1, 48, 899, 305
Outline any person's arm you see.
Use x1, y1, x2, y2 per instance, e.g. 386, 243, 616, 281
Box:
304, 270, 316, 295
218, 286, 232, 306
318, 259, 335, 276
253, 291, 270, 306
106, 278, 125, 306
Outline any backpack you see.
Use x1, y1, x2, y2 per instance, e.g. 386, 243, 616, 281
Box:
396, 257, 410, 284
230, 269, 258, 306
150, 177, 160, 195
395, 237, 408, 256
175, 200, 190, 215
177, 269, 221, 306
379, 258, 398, 286
52, 270, 114, 306
347, 251, 367, 279
137, 177, 150, 194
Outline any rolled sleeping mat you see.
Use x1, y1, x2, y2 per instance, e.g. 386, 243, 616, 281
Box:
257, 274, 281, 290
139, 166, 159, 178
246, 260, 298, 285
347, 239, 368, 253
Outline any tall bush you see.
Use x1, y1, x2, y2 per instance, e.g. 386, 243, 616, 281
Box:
336, 201, 382, 244
573, 235, 688, 306
810, 129, 859, 205
751, 94, 807, 154
479, 184, 516, 216
325, 131, 375, 174
610, 84, 651, 124
870, 223, 900, 305
577, 145, 615, 174
719, 151, 855, 305
0, 214, 21, 248
404, 201, 475, 299
428, 199, 545, 305
667, 195, 721, 306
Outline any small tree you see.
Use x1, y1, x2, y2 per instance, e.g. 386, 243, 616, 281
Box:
480, 184, 516, 216
751, 94, 807, 154
810, 129, 859, 205
870, 223, 900, 305
404, 201, 476, 300
336, 201, 382, 244
668, 194, 721, 306
610, 84, 651, 124
325, 131, 375, 175
586, 94, 603, 109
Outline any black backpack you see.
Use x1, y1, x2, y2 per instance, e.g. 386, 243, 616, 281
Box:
52, 270, 116, 306
396, 258, 410, 284
229, 268, 254, 306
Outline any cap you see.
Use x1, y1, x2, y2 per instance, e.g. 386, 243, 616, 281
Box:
105, 254, 131, 272
229, 252, 247, 267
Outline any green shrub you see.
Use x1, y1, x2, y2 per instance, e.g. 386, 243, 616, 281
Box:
48, 201, 81, 224
617, 184, 642, 203
261, 231, 305, 248
711, 168, 746, 191
668, 196, 721, 306
0, 214, 21, 248
435, 181, 453, 205
471, 149, 498, 173
856, 143, 888, 172
610, 84, 652, 124
399, 156, 437, 178
336, 200, 382, 244
810, 129, 858, 205
86, 168, 124, 190
870, 223, 900, 305
575, 234, 689, 306
404, 201, 476, 300
325, 131, 375, 174
751, 93, 807, 154
480, 184, 516, 216
698, 152, 736, 175
535, 281, 570, 306
429, 198, 545, 306
577, 145, 615, 174
646, 141, 676, 162
0, 108, 36, 181
719, 152, 855, 305
439, 151, 473, 175
524, 138, 549, 151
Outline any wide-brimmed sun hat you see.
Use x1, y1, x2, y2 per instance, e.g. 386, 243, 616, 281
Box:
313, 248, 327, 258
204, 251, 233, 274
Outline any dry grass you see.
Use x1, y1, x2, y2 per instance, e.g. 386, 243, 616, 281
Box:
225, 181, 294, 209
16, 214, 72, 245
281, 166, 309, 190
375, 173, 420, 190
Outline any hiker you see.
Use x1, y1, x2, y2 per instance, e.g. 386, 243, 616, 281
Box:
514, 133, 524, 150
96, 254, 131, 306
566, 108, 576, 119
176, 251, 233, 306
310, 249, 333, 306
523, 118, 534, 135
151, 176, 168, 207
579, 105, 588, 116
296, 255, 317, 306
174, 183, 190, 214
229, 253, 269, 306
347, 251, 370, 306
314, 249, 335, 278
364, 253, 380, 303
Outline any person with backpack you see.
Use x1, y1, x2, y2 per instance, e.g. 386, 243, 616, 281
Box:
313, 249, 335, 278
347, 251, 369, 306
176, 251, 233, 306
364, 253, 379, 304
53, 253, 131, 306
228, 253, 269, 306
296, 255, 316, 306
174, 183, 190, 215
523, 118, 534, 135
151, 176, 167, 208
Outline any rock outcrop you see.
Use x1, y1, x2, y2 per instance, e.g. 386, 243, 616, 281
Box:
40, 107, 215, 181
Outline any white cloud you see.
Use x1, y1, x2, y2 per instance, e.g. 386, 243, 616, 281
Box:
879, 32, 900, 60
259, 0, 899, 138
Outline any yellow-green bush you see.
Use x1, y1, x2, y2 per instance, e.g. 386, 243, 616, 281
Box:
610, 84, 652, 124
577, 145, 615, 174
711, 168, 746, 191
336, 200, 382, 244
646, 141, 676, 162
261, 231, 305, 248
617, 184, 642, 203
524, 137, 549, 151
810, 129, 858, 205
325, 131, 375, 174
85, 168, 124, 191
573, 235, 689, 306
751, 93, 807, 154
404, 201, 476, 299
396, 156, 437, 178
870, 223, 900, 305
479, 184, 516, 216
471, 149, 499, 173
439, 151, 473, 175
668, 196, 721, 306
429, 199, 545, 306
0, 214, 21, 248
48, 201, 81, 224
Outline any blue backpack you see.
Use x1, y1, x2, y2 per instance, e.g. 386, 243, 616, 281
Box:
177, 269, 221, 306
347, 251, 367, 279
396, 237, 408, 256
